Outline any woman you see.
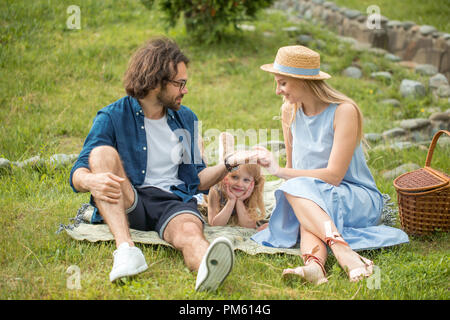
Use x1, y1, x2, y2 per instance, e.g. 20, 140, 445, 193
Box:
251, 45, 409, 284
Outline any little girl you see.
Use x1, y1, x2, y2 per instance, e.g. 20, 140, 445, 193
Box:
206, 163, 266, 229
205, 132, 266, 229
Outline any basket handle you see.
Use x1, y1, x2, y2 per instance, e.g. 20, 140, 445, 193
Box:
425, 130, 450, 167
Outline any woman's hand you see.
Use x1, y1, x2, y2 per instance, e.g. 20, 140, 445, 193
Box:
253, 146, 280, 176
225, 149, 259, 166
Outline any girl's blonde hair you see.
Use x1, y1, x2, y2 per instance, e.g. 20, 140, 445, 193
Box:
283, 79, 364, 143
207, 164, 266, 225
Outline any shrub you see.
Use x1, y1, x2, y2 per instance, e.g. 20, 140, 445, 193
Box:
141, 0, 275, 42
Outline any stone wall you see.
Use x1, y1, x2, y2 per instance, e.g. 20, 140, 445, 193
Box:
275, 0, 450, 80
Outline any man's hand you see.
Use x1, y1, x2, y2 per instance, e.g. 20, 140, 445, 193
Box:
85, 172, 125, 204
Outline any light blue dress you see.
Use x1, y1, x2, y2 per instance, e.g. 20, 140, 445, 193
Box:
251, 103, 409, 251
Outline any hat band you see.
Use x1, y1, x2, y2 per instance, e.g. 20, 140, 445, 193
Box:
273, 62, 320, 76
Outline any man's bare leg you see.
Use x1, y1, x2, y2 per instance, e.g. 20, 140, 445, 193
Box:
163, 214, 209, 271
89, 145, 136, 248
163, 214, 234, 291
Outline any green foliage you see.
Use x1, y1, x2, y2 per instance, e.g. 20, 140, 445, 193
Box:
142, 0, 274, 42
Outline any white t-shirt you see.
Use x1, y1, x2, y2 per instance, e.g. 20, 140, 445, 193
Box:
139, 114, 184, 192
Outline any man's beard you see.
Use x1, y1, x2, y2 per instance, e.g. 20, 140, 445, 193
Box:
157, 89, 183, 111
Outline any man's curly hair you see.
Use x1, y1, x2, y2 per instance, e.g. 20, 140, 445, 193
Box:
123, 37, 189, 99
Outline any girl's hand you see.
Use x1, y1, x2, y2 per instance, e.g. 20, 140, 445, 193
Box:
225, 183, 237, 201
237, 180, 254, 201
253, 146, 280, 176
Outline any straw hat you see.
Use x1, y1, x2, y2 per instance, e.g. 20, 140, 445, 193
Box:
260, 45, 331, 80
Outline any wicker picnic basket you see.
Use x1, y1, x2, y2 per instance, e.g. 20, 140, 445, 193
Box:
393, 130, 450, 236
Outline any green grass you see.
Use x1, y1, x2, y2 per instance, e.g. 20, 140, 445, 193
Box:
0, 0, 449, 300
332, 0, 450, 33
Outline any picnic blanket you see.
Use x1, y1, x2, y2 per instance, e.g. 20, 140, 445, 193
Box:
58, 179, 302, 256
58, 179, 397, 257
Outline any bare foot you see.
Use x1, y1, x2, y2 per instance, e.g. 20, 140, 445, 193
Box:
283, 260, 328, 285
331, 243, 373, 282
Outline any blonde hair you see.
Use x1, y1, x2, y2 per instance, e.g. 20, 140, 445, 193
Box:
283, 79, 364, 143
206, 164, 266, 225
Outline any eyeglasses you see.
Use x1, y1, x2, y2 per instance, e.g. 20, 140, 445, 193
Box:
167, 79, 187, 91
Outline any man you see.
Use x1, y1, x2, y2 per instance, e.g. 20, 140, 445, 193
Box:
70, 38, 253, 291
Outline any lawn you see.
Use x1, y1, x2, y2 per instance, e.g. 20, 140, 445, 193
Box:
0, 0, 449, 300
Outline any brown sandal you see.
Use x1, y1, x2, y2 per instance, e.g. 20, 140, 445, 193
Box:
325, 231, 374, 282
282, 245, 328, 285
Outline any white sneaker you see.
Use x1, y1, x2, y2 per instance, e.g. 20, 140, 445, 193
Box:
195, 236, 234, 292
109, 242, 148, 282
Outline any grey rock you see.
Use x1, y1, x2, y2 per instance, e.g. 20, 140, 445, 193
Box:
0, 158, 12, 172
400, 118, 431, 130
411, 129, 433, 142
387, 20, 402, 28
431, 120, 450, 131
343, 9, 361, 19
371, 71, 392, 81
352, 41, 372, 52
304, 9, 313, 20
384, 53, 401, 62
436, 85, 450, 98
380, 99, 401, 107
402, 21, 415, 30
429, 112, 450, 121
365, 133, 382, 144
50, 154, 78, 168
400, 79, 426, 98
389, 141, 416, 150
382, 163, 420, 180
368, 47, 388, 56
419, 25, 437, 36
15, 155, 43, 169
415, 64, 438, 76
297, 34, 313, 45
343, 66, 362, 79
282, 26, 300, 33
382, 127, 406, 138
429, 73, 449, 89
338, 36, 357, 45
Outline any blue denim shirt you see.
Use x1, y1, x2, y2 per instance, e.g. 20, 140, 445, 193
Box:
70, 96, 207, 223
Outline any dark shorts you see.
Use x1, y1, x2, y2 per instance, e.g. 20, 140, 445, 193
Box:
126, 186, 205, 239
